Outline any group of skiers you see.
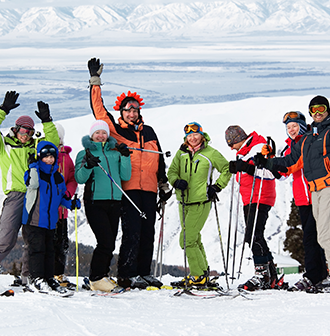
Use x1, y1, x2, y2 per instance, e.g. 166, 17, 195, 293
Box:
0, 57, 330, 295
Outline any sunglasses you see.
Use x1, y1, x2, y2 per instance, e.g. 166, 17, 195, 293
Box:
122, 100, 140, 111
40, 147, 56, 156
309, 104, 327, 115
184, 123, 202, 134
17, 127, 34, 138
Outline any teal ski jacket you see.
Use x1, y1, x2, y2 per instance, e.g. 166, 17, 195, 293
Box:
75, 135, 131, 201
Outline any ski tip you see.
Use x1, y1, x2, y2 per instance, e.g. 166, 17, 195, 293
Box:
146, 286, 160, 291
160, 285, 173, 290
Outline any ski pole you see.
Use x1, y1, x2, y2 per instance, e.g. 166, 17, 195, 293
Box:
246, 169, 265, 265
213, 199, 230, 291
127, 147, 171, 157
181, 191, 188, 290
74, 194, 79, 292
237, 137, 273, 278
230, 172, 241, 284
154, 202, 165, 280
237, 168, 257, 279
225, 176, 235, 274
34, 131, 42, 160
87, 149, 147, 219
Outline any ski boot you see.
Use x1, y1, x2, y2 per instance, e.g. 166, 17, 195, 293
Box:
141, 275, 163, 288
54, 274, 76, 290
238, 263, 271, 291
47, 277, 70, 296
11, 275, 28, 287
315, 276, 330, 293
171, 270, 209, 289
82, 277, 91, 290
287, 277, 317, 292
117, 275, 148, 289
90, 277, 117, 292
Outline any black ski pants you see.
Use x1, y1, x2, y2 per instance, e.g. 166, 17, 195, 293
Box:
299, 205, 328, 284
243, 203, 272, 265
117, 190, 157, 279
85, 200, 121, 282
22, 224, 55, 280
54, 218, 69, 276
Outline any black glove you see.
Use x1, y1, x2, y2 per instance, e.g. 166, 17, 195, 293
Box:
0, 91, 20, 115
115, 143, 132, 157
85, 149, 101, 169
35, 101, 52, 123
207, 184, 221, 201
271, 170, 282, 179
159, 188, 173, 202
254, 153, 269, 169
229, 161, 237, 174
236, 159, 255, 176
273, 164, 288, 173
27, 152, 37, 165
88, 58, 103, 77
173, 179, 188, 191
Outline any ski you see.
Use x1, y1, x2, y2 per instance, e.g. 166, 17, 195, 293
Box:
173, 288, 223, 299
23, 286, 74, 298
91, 287, 129, 297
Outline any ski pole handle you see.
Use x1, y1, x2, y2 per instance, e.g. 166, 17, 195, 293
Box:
127, 147, 171, 157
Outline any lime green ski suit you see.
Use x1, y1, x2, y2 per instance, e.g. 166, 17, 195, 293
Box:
168, 133, 231, 276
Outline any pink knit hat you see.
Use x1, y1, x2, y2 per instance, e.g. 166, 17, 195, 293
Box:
15, 115, 34, 129
89, 120, 110, 138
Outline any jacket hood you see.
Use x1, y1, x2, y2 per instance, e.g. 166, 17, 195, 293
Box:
237, 131, 266, 157
37, 141, 59, 161
81, 134, 117, 151
35, 141, 59, 173
58, 145, 72, 155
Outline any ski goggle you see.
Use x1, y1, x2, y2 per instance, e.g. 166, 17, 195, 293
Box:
122, 100, 140, 111
184, 123, 203, 135
282, 111, 305, 124
309, 104, 327, 115
17, 127, 34, 138
39, 147, 56, 157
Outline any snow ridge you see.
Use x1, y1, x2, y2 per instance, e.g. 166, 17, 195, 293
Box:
1, 1, 330, 37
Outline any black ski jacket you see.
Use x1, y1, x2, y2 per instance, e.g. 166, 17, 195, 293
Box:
271, 115, 330, 192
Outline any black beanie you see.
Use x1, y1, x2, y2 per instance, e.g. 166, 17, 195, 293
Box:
309, 95, 330, 115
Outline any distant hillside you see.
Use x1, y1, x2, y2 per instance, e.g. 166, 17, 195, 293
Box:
1, 237, 188, 278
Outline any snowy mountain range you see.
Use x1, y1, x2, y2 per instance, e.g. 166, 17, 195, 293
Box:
1, 0, 330, 41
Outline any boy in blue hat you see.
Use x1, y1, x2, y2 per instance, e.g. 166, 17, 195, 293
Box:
22, 141, 80, 296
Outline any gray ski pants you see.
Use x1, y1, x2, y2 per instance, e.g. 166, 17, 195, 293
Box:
0, 191, 29, 276
312, 186, 330, 265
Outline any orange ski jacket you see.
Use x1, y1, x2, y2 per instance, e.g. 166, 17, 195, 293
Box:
90, 85, 167, 193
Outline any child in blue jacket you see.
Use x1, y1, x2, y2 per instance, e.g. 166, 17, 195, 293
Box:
22, 141, 81, 296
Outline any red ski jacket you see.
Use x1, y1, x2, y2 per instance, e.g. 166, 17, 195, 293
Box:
283, 136, 311, 206
236, 131, 276, 207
